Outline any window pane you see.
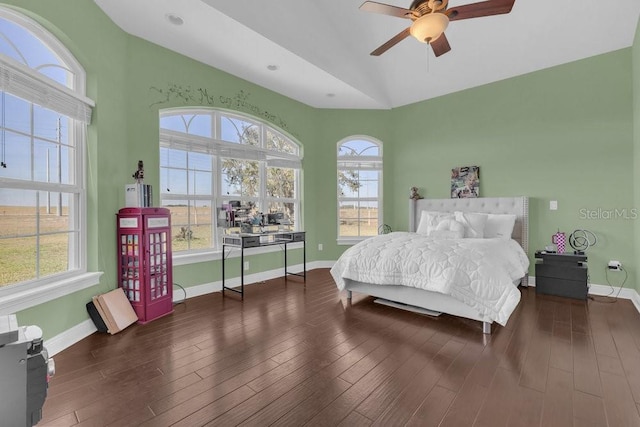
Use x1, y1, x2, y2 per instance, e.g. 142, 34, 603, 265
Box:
338, 170, 360, 198
163, 200, 213, 251
39, 233, 69, 277
0, 131, 31, 180
221, 159, 259, 197
338, 201, 379, 237
220, 117, 260, 146
189, 170, 212, 196
0, 17, 72, 88
358, 201, 379, 236
0, 189, 37, 236
267, 201, 295, 227
357, 171, 379, 198
188, 151, 212, 172
0, 236, 36, 286
185, 114, 212, 137
161, 147, 187, 169
34, 104, 66, 141
188, 200, 212, 250
338, 139, 379, 157
266, 130, 297, 155
4, 92, 31, 134
162, 200, 189, 251
160, 115, 188, 132
38, 192, 71, 231
267, 167, 295, 198
162, 168, 187, 194
34, 139, 73, 184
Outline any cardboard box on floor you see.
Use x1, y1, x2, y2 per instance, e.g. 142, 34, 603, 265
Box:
92, 288, 138, 334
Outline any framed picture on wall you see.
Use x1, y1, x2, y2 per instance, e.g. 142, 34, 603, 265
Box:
451, 166, 480, 198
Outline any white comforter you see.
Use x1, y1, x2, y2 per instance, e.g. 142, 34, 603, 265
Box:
330, 232, 530, 325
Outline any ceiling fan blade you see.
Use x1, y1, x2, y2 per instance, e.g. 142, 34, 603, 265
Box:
430, 33, 451, 57
360, 1, 414, 19
448, 0, 515, 21
370, 27, 411, 56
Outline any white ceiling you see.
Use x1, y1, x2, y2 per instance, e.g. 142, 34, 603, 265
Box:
94, 0, 640, 110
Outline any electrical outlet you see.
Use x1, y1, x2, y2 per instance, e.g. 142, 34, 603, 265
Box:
244, 261, 249, 271
318, 243, 323, 251
608, 260, 622, 271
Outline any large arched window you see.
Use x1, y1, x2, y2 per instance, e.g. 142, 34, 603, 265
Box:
0, 7, 94, 299
159, 108, 302, 253
337, 136, 383, 243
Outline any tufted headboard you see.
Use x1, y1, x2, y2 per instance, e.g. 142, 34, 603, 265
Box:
409, 196, 529, 254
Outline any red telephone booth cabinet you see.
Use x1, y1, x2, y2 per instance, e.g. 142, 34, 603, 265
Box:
116, 207, 173, 323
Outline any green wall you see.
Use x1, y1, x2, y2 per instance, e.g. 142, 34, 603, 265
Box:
633, 18, 640, 293
388, 50, 635, 287
4, 0, 638, 341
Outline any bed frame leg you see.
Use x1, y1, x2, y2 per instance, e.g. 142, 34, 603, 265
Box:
482, 322, 492, 334
521, 274, 529, 288
347, 290, 352, 300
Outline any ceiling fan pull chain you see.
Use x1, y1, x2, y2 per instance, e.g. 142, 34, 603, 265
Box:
426, 43, 430, 73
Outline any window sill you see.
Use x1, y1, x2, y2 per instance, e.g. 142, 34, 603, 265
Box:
0, 272, 103, 316
337, 237, 371, 246
172, 242, 305, 266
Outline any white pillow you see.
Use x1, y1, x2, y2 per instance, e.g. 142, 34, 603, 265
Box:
416, 211, 454, 234
429, 218, 465, 239
484, 213, 517, 239
454, 211, 488, 238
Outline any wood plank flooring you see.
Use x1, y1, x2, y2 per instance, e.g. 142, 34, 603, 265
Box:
40, 269, 640, 426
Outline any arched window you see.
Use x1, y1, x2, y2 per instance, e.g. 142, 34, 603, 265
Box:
0, 7, 94, 295
159, 108, 302, 253
337, 136, 383, 242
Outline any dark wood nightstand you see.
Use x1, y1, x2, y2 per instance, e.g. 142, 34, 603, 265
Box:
534, 252, 588, 300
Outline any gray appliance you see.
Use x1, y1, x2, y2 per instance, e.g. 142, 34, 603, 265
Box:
0, 315, 55, 426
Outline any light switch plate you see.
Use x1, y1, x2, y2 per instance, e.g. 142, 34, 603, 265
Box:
550, 200, 558, 211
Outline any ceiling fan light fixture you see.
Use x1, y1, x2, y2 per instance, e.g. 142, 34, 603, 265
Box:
409, 12, 449, 43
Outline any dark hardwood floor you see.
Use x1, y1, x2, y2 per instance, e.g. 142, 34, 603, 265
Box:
40, 269, 640, 426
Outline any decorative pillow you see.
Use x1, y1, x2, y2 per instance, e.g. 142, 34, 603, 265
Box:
484, 213, 517, 239
428, 218, 465, 239
416, 211, 454, 234
454, 211, 488, 238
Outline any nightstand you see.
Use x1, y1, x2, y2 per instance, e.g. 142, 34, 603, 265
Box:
534, 252, 588, 300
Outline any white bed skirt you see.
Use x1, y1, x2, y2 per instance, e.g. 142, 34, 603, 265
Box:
344, 279, 492, 323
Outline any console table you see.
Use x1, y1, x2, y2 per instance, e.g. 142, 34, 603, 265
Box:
221, 231, 306, 299
535, 251, 588, 300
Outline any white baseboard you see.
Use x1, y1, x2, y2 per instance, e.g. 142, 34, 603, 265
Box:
44, 319, 96, 357
173, 260, 335, 301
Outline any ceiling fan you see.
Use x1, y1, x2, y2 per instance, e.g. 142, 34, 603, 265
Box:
360, 0, 516, 57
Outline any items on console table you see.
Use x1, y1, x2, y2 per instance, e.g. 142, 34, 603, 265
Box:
535, 251, 588, 300
221, 232, 306, 299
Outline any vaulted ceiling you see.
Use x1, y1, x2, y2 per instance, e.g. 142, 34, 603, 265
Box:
95, 0, 640, 109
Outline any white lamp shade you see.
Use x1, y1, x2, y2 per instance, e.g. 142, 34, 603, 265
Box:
410, 13, 449, 43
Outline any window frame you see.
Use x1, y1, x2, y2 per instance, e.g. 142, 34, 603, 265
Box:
336, 135, 383, 245
159, 107, 303, 263
0, 7, 99, 315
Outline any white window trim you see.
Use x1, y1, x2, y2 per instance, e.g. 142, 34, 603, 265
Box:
336, 135, 383, 245
0, 7, 97, 314
0, 272, 102, 316
160, 108, 303, 261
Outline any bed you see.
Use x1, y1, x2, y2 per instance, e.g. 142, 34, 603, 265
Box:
330, 196, 529, 334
